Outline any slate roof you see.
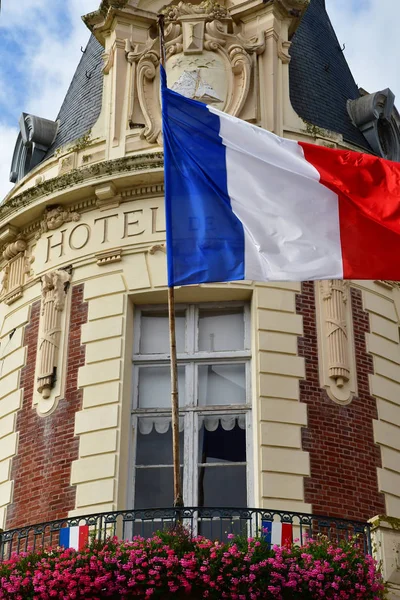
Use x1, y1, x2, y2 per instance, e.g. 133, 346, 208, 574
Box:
46, 34, 104, 157
289, 0, 370, 151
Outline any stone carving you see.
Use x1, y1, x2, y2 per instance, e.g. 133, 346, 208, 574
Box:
320, 280, 351, 392
126, 39, 161, 144
126, 0, 264, 143
37, 268, 72, 399
0, 237, 28, 306
3, 238, 27, 261
36, 206, 81, 240
148, 243, 166, 255
163, 1, 229, 24
171, 70, 223, 103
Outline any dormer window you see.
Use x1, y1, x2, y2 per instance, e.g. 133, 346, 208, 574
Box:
9, 113, 58, 184
348, 88, 400, 162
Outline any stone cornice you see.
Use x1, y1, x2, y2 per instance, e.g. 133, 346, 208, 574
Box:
83, 2, 156, 43
230, 0, 309, 28
0, 152, 164, 225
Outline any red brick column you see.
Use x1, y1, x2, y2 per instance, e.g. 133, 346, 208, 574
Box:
6, 284, 88, 529
296, 282, 385, 521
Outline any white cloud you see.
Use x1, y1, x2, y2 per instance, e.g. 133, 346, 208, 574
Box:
0, 0, 99, 200
0, 123, 18, 200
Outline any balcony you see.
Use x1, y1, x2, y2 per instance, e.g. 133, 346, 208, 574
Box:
0, 507, 372, 560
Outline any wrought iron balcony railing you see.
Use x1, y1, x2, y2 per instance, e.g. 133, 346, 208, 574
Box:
0, 507, 372, 561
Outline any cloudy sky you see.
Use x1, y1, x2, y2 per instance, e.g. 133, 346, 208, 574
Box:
0, 0, 398, 200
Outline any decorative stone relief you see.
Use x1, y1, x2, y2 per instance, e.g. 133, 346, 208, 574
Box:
125, 0, 264, 144
148, 243, 166, 255
316, 280, 356, 405
37, 268, 72, 400
36, 206, 81, 240
0, 237, 30, 305
126, 38, 161, 144
96, 249, 122, 265
58, 153, 77, 175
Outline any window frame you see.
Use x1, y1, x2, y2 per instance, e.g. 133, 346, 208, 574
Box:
129, 301, 253, 509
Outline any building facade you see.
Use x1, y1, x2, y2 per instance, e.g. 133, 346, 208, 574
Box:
1, 0, 400, 595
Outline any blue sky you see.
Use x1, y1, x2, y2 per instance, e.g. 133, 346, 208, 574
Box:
0, 0, 399, 199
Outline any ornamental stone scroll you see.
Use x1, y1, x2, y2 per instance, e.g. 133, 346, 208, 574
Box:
316, 280, 356, 405
37, 268, 72, 400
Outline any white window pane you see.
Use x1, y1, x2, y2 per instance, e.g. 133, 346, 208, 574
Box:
198, 364, 246, 406
198, 308, 244, 352
136, 420, 184, 465
140, 311, 185, 354
138, 366, 185, 408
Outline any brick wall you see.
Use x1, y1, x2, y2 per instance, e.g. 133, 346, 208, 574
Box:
6, 284, 87, 529
296, 282, 385, 521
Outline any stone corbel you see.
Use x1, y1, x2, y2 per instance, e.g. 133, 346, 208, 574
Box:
37, 268, 72, 401
148, 243, 166, 255
316, 280, 356, 405
277, 38, 291, 64
95, 182, 121, 211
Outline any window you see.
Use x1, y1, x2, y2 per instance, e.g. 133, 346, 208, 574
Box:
131, 303, 252, 510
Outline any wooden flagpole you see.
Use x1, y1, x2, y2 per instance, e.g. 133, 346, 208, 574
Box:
158, 14, 183, 508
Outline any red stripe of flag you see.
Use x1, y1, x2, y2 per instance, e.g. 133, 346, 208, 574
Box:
281, 523, 293, 546
299, 142, 400, 280
78, 525, 89, 550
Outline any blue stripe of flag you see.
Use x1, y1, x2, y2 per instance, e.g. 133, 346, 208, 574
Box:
161, 66, 245, 287
262, 520, 272, 545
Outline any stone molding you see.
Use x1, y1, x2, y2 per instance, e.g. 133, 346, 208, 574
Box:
96, 248, 122, 265
0, 152, 164, 223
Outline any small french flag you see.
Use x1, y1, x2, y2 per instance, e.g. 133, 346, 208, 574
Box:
262, 521, 293, 547
59, 525, 89, 551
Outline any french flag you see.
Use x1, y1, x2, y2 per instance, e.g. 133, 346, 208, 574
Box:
262, 520, 293, 547
59, 525, 89, 551
161, 66, 400, 286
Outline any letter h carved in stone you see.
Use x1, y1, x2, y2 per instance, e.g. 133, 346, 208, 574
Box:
37, 269, 72, 399
317, 280, 355, 405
